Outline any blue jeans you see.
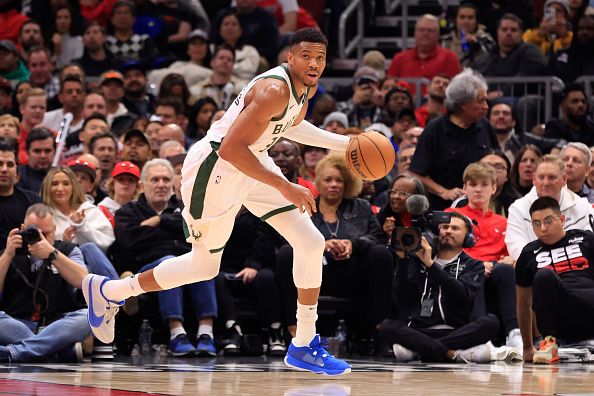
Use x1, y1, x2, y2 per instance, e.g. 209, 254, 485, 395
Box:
80, 242, 119, 279
0, 309, 90, 362
140, 255, 217, 322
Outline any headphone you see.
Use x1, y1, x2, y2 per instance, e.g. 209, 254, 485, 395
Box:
461, 216, 477, 249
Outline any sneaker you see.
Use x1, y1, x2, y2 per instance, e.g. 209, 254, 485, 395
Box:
506, 328, 523, 351
196, 334, 216, 357
533, 336, 560, 364
392, 343, 417, 362
454, 343, 493, 363
284, 334, 351, 376
268, 326, 287, 357
82, 274, 124, 344
168, 334, 196, 356
221, 325, 242, 356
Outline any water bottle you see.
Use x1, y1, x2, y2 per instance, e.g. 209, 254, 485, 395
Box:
335, 319, 347, 355
139, 319, 153, 355
460, 30, 471, 53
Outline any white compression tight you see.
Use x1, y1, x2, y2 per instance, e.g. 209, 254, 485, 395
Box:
151, 209, 325, 291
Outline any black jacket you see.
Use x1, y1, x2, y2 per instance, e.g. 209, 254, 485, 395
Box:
113, 194, 190, 272
396, 251, 484, 329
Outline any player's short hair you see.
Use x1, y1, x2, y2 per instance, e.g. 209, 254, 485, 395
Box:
529, 196, 561, 216
289, 28, 328, 48
314, 152, 362, 199
463, 162, 497, 185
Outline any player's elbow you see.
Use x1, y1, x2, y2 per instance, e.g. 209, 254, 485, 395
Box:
218, 142, 234, 163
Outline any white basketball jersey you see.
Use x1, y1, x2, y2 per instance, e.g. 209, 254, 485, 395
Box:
205, 65, 309, 155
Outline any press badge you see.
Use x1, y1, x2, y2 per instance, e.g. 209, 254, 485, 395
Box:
420, 298, 434, 317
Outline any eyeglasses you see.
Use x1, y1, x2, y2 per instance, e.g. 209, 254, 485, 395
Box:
484, 162, 508, 172
389, 189, 412, 198
531, 215, 559, 228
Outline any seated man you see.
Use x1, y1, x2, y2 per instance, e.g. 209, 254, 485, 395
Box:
0, 203, 89, 362
506, 155, 594, 260
114, 159, 217, 357
379, 213, 499, 363
561, 142, 594, 203
447, 162, 521, 349
516, 197, 594, 364
544, 84, 594, 147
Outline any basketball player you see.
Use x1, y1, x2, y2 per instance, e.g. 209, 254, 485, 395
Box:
82, 28, 352, 375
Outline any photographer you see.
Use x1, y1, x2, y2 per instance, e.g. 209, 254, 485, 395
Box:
0, 203, 90, 363
379, 212, 499, 363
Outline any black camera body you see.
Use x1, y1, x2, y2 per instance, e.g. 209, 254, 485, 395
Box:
392, 211, 451, 252
19, 225, 41, 245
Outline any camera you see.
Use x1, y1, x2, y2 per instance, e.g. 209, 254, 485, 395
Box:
390, 195, 451, 253
19, 225, 41, 245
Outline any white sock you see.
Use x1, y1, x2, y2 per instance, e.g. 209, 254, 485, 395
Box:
294, 302, 317, 347
198, 324, 213, 339
270, 322, 281, 330
225, 320, 236, 329
102, 274, 145, 302
170, 327, 186, 341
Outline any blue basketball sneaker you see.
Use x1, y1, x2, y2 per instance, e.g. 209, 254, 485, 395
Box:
284, 335, 351, 375
82, 274, 124, 344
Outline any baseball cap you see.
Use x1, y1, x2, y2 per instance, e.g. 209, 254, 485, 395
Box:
112, 160, 140, 179
188, 29, 208, 42
123, 129, 150, 146
322, 112, 349, 129
0, 40, 17, 55
120, 60, 146, 75
99, 70, 124, 86
353, 66, 380, 85
67, 159, 97, 182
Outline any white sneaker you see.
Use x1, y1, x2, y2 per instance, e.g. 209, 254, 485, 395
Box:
392, 343, 417, 362
506, 328, 523, 351
82, 274, 124, 344
454, 343, 493, 363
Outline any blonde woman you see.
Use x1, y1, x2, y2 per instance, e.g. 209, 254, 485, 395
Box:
41, 166, 117, 279
98, 161, 141, 227
0, 114, 20, 139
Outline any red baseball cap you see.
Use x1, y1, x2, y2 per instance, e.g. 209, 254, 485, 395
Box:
67, 159, 97, 182
112, 161, 140, 179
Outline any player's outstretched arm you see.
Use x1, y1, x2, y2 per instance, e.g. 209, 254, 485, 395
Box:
218, 80, 316, 215
284, 120, 351, 151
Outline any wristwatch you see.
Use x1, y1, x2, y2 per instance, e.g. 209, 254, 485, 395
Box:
47, 248, 59, 263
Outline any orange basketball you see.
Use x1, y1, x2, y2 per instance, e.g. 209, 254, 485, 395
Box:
345, 131, 396, 181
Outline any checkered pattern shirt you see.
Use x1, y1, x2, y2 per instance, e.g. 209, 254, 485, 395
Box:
44, 75, 61, 99
107, 34, 151, 61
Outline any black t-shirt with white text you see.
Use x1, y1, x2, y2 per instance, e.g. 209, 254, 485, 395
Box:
516, 229, 594, 290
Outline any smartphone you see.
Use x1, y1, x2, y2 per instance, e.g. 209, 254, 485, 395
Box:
223, 272, 242, 282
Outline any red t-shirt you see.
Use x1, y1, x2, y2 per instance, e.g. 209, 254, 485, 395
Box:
0, 10, 28, 45
446, 205, 508, 262
298, 176, 319, 198
387, 46, 461, 95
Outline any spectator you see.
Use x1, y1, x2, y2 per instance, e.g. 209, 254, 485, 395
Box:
154, 99, 185, 128
42, 75, 86, 133
121, 61, 155, 118
167, 153, 185, 200
391, 109, 419, 144
400, 126, 424, 147
544, 83, 594, 146
380, 86, 415, 130
157, 74, 192, 113
98, 160, 140, 227
479, 14, 547, 84
516, 196, 594, 363
18, 88, 47, 165
73, 22, 117, 78
189, 44, 246, 110
0, 203, 89, 363
336, 66, 382, 129
17, 127, 55, 194
107, 1, 156, 68
0, 40, 29, 85
0, 114, 19, 139
80, 0, 117, 28
18, 21, 44, 62
0, 4, 28, 45
415, 75, 450, 128
159, 140, 185, 159
0, 138, 42, 250
321, 112, 348, 136
468, 0, 536, 37
212, 9, 261, 81
298, 145, 327, 181
379, 213, 498, 363
523, 0, 573, 58
269, 138, 318, 196
447, 162, 521, 350
441, 3, 496, 69
489, 100, 523, 163
510, 144, 543, 196
308, 93, 336, 127
27, 46, 60, 101
505, 155, 594, 260
480, 150, 520, 217
51, 6, 84, 69
210, 0, 280, 66
158, 124, 185, 150
550, 15, 594, 83
89, 132, 119, 188
187, 97, 218, 143
82, 93, 108, 119
121, 129, 153, 168
147, 29, 213, 93
98, 70, 135, 136
145, 120, 163, 157
11, 81, 32, 120
560, 142, 594, 202
409, 68, 497, 210
275, 153, 394, 339
387, 15, 461, 94
0, 77, 11, 115
397, 145, 416, 175
114, 159, 218, 356
63, 114, 109, 164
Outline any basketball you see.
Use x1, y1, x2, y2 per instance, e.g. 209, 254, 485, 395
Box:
345, 131, 396, 180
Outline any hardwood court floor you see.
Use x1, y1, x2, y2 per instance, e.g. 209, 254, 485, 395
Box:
1, 357, 594, 395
